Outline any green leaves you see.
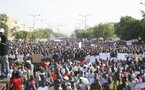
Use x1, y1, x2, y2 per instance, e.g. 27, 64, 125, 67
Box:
75, 23, 115, 40
115, 16, 145, 41
0, 14, 8, 23
0, 14, 8, 36
15, 31, 28, 40
93, 23, 115, 39
74, 29, 91, 39
14, 28, 53, 40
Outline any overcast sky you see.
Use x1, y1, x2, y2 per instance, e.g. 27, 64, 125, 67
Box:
0, 0, 144, 35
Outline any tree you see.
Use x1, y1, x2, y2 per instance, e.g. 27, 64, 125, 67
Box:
74, 29, 89, 39
115, 16, 145, 40
0, 14, 8, 36
115, 16, 135, 40
93, 23, 115, 39
14, 28, 54, 41
9, 27, 17, 37
35, 28, 53, 39
92, 25, 101, 38
140, 2, 145, 18
86, 27, 94, 39
74, 29, 83, 38
74, 23, 115, 40
140, 18, 145, 40
54, 32, 67, 38
141, 10, 145, 18
15, 31, 28, 40
103, 23, 115, 39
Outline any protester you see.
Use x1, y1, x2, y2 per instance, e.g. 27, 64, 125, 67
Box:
90, 79, 102, 90
24, 75, 37, 90
2, 39, 144, 90
0, 28, 9, 78
10, 70, 22, 90
77, 77, 89, 90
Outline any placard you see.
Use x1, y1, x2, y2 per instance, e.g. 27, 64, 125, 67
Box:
85, 55, 99, 63
32, 54, 42, 63
99, 53, 110, 60
117, 53, 128, 61
126, 41, 132, 46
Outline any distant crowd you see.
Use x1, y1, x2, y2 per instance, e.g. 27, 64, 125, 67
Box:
2, 39, 145, 90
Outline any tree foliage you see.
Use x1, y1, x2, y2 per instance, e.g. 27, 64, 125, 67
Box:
54, 33, 67, 38
0, 14, 8, 36
74, 29, 91, 39
74, 23, 115, 40
140, 10, 145, 18
14, 28, 66, 40
115, 16, 145, 41
15, 28, 53, 40
15, 31, 28, 40
93, 23, 115, 39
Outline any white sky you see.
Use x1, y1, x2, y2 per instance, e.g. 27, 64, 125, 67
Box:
0, 0, 145, 36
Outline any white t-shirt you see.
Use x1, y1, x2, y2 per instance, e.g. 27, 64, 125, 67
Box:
37, 86, 49, 90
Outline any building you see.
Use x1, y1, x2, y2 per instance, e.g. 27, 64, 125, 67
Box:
6, 17, 26, 31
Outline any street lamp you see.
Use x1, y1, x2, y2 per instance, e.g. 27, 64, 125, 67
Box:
28, 14, 40, 31
79, 14, 91, 30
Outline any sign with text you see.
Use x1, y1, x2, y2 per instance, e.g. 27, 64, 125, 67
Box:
32, 54, 42, 63
85, 55, 99, 63
117, 53, 128, 61
99, 53, 110, 60
126, 41, 132, 46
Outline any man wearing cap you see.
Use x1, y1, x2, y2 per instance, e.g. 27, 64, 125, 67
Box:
0, 28, 9, 78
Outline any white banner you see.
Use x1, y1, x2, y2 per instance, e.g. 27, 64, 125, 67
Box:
117, 53, 128, 61
32, 54, 42, 63
126, 41, 132, 46
85, 55, 99, 63
99, 53, 110, 60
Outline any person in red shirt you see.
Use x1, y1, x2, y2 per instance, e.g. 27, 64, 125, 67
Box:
51, 71, 57, 81
40, 60, 48, 70
29, 75, 37, 90
63, 69, 70, 77
10, 71, 22, 90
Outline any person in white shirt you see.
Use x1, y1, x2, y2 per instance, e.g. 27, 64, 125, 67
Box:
37, 86, 49, 90
37, 80, 49, 90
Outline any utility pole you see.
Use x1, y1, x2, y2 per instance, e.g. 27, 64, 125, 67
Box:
79, 14, 91, 30
28, 14, 40, 31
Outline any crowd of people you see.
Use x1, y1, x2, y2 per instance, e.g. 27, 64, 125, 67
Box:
0, 29, 145, 90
